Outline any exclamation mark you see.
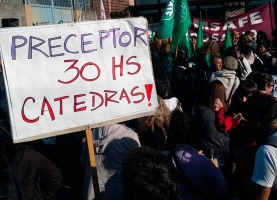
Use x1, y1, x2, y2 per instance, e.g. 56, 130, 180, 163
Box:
145, 84, 153, 107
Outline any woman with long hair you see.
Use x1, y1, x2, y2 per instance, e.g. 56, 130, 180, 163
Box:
193, 80, 230, 166
139, 96, 170, 150
238, 35, 263, 71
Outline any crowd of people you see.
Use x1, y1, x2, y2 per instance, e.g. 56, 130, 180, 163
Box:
1, 27, 277, 200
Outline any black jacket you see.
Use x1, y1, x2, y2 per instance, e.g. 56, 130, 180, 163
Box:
193, 106, 230, 155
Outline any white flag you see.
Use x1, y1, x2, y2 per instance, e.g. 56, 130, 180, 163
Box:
100, 0, 106, 19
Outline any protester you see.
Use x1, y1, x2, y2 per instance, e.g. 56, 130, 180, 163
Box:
160, 38, 174, 77
122, 146, 180, 200
238, 35, 263, 71
139, 96, 170, 150
244, 31, 257, 51
210, 56, 240, 105
155, 79, 182, 113
242, 94, 277, 199
190, 35, 197, 54
198, 41, 220, 70
0, 120, 62, 200
256, 30, 269, 47
167, 109, 229, 199
257, 40, 273, 73
228, 81, 259, 147
225, 45, 252, 80
231, 30, 240, 45
171, 50, 200, 114
81, 124, 140, 200
193, 80, 230, 167
253, 72, 274, 95
210, 55, 222, 71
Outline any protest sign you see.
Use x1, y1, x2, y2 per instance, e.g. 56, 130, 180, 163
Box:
190, 2, 276, 44
153, 2, 276, 44
0, 17, 158, 143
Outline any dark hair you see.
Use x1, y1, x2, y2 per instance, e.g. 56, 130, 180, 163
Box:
237, 81, 259, 97
122, 147, 180, 200
242, 94, 277, 125
155, 79, 170, 99
174, 49, 189, 67
253, 73, 273, 91
257, 31, 269, 43
201, 80, 228, 111
246, 71, 260, 82
210, 55, 222, 64
244, 31, 254, 36
225, 45, 240, 58
238, 35, 252, 56
169, 110, 191, 147
257, 40, 268, 50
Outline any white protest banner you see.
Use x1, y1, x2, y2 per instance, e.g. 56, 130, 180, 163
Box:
0, 17, 158, 143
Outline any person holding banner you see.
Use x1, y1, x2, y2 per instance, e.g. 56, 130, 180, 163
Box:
81, 124, 140, 200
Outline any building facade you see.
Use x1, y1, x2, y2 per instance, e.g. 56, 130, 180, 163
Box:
0, 0, 96, 28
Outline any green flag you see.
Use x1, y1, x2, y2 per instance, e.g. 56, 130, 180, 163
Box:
179, 31, 194, 58
196, 12, 203, 54
223, 20, 232, 57
157, 0, 175, 39
170, 0, 191, 53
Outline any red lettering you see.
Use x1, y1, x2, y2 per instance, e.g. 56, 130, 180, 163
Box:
126, 56, 141, 75
54, 96, 69, 115
41, 97, 55, 121
90, 92, 104, 111
119, 88, 131, 104
58, 60, 79, 84
74, 94, 87, 112
80, 62, 101, 82
112, 55, 123, 80
21, 97, 39, 123
104, 90, 119, 106
131, 86, 145, 104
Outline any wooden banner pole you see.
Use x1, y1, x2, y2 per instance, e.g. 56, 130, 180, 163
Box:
86, 127, 101, 200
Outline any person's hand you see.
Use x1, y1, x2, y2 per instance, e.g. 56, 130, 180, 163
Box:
233, 113, 246, 123
213, 98, 223, 111
211, 158, 219, 168
198, 150, 204, 155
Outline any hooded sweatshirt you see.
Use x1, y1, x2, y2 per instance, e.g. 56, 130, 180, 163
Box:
81, 124, 140, 200
210, 69, 240, 104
